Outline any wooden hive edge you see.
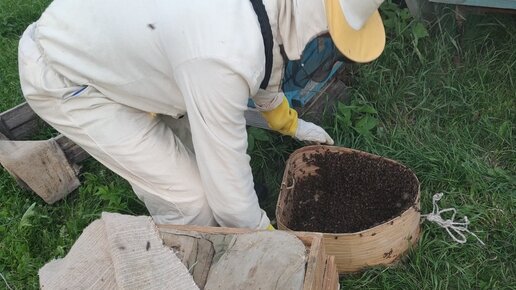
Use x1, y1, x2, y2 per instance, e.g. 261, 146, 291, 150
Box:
157, 225, 330, 289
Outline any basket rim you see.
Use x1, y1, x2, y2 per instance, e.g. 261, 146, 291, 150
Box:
276, 145, 421, 236
283, 145, 419, 175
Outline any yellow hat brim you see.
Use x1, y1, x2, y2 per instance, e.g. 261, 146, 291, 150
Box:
326, 0, 386, 63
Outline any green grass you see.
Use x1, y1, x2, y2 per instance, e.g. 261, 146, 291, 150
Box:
0, 0, 51, 111
1, 1, 515, 289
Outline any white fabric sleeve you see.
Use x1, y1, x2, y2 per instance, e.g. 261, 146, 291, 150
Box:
251, 89, 284, 112
173, 59, 270, 229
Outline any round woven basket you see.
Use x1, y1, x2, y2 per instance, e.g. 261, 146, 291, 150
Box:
276, 146, 421, 273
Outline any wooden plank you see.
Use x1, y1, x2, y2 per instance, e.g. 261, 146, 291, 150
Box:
54, 135, 89, 164
0, 102, 38, 129
10, 118, 44, 140
160, 232, 214, 288
303, 236, 327, 290
0, 116, 14, 139
302, 237, 318, 290
158, 224, 324, 241
0, 104, 87, 162
0, 102, 45, 139
322, 256, 339, 290
405, 0, 436, 20
430, 0, 516, 10
0, 139, 81, 204
159, 224, 257, 235
299, 78, 348, 125
315, 237, 328, 290
454, 4, 516, 14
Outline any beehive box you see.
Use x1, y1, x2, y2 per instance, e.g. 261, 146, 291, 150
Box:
277, 146, 421, 273
158, 225, 339, 290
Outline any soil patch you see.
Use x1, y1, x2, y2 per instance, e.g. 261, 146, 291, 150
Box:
288, 150, 418, 233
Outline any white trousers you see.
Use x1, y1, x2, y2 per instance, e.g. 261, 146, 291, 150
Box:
19, 24, 217, 226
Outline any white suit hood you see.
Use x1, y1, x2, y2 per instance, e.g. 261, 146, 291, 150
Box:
276, 0, 329, 60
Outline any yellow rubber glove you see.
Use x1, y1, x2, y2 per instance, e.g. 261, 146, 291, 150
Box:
260, 96, 298, 136
266, 224, 276, 231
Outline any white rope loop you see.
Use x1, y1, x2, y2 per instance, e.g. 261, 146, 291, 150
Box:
422, 193, 485, 246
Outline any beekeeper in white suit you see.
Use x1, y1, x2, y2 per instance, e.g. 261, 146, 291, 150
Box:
18, 0, 385, 229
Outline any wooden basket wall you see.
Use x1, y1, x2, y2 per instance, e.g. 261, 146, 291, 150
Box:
276, 146, 421, 273
158, 225, 339, 290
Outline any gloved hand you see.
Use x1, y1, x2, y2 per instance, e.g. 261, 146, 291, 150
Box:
260, 96, 334, 145
295, 119, 334, 145
260, 96, 298, 136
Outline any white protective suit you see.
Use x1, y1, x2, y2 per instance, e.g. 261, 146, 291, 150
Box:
18, 0, 329, 229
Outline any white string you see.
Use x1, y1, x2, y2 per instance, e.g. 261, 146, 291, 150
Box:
422, 193, 485, 246
0, 272, 14, 290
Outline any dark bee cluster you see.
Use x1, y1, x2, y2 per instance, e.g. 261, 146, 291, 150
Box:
289, 150, 418, 233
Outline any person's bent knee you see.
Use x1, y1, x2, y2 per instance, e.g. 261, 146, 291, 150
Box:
136, 189, 215, 226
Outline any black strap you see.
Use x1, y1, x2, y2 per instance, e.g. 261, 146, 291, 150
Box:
250, 0, 273, 90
